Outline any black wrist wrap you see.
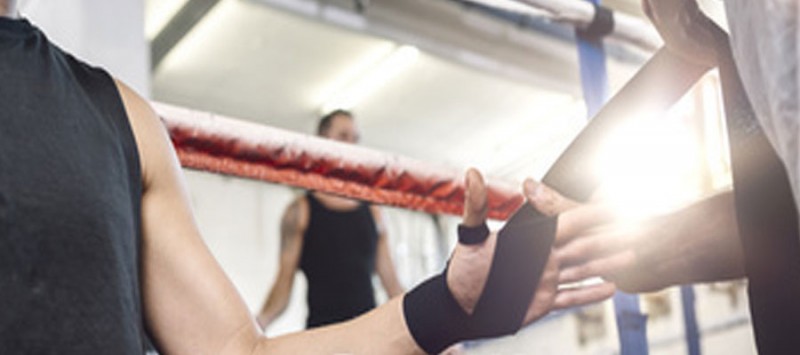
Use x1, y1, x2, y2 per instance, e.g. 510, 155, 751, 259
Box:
403, 204, 558, 354
457, 223, 490, 245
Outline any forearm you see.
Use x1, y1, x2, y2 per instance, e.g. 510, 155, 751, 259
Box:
385, 281, 405, 298
257, 283, 291, 328
614, 191, 745, 292
253, 297, 422, 355
662, 190, 744, 283
378, 267, 405, 298
376, 232, 405, 298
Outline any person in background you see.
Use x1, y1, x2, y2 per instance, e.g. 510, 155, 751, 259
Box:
257, 110, 405, 330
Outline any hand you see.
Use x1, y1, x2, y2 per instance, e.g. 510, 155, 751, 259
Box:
532, 184, 745, 293
529, 180, 680, 292
642, 0, 721, 67
555, 211, 680, 293
446, 170, 616, 324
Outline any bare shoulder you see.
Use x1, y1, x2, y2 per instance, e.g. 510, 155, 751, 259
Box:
113, 79, 161, 140
282, 195, 310, 234
112, 79, 176, 190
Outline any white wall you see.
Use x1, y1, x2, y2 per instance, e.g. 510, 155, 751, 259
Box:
181, 170, 306, 335
27, 1, 758, 353
182, 169, 444, 336
21, 0, 150, 95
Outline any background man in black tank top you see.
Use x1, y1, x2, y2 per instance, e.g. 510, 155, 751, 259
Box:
256, 110, 405, 330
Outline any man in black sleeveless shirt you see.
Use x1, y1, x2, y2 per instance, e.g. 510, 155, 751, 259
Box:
256, 110, 404, 330
0, 1, 616, 353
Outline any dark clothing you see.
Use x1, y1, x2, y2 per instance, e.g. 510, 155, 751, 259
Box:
0, 18, 146, 354
299, 192, 379, 328
717, 35, 800, 354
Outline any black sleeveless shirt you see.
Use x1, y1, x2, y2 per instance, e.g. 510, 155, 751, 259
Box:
299, 192, 379, 328
0, 18, 145, 353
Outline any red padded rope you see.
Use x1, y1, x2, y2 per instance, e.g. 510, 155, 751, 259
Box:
155, 103, 524, 219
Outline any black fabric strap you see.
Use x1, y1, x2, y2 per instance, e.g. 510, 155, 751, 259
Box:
713, 28, 800, 354
470, 204, 556, 337
402, 272, 471, 354
403, 205, 557, 354
542, 48, 710, 201
404, 26, 723, 355
577, 4, 614, 40
457, 223, 490, 245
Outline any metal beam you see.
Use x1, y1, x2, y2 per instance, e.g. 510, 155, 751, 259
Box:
151, 0, 221, 70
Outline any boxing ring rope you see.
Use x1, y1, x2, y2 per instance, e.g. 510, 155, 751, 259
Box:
467, 0, 661, 51
154, 102, 524, 220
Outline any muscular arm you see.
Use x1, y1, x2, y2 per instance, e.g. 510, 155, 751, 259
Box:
118, 81, 262, 354
117, 80, 425, 354
371, 207, 405, 298
118, 80, 611, 354
256, 198, 307, 330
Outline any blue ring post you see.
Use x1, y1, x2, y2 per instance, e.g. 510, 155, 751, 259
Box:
681, 285, 702, 355
574, 1, 649, 354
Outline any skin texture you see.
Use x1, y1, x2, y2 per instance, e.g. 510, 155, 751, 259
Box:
256, 114, 403, 330
4, 5, 614, 350
527, 179, 745, 293
641, 0, 719, 67
531, 0, 745, 294
0, 0, 17, 17
448, 172, 616, 320
113, 81, 615, 354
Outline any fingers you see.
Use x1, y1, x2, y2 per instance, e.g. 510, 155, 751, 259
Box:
462, 168, 488, 227
555, 203, 617, 245
523, 179, 579, 217
558, 251, 637, 284
554, 227, 627, 265
552, 282, 616, 311
523, 178, 617, 246
458, 168, 490, 245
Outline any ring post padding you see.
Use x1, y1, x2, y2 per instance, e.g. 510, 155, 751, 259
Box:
576, 3, 614, 40
574, 1, 648, 354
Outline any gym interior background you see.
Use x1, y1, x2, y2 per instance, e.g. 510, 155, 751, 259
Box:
20, 0, 753, 353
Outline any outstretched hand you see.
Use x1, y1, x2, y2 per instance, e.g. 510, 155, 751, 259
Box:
529, 181, 745, 293
446, 169, 615, 325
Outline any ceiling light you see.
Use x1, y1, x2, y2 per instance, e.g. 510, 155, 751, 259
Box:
146, 0, 190, 40
320, 45, 420, 113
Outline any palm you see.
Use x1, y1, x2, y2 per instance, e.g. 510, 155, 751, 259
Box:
445, 171, 614, 328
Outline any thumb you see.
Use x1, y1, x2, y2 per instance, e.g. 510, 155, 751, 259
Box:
462, 168, 488, 227
524, 179, 578, 217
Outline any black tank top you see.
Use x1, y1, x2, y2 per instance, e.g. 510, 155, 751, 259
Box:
299, 192, 379, 328
0, 18, 145, 353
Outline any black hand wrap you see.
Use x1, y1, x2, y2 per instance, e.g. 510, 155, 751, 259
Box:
403, 204, 557, 354
457, 223, 490, 245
